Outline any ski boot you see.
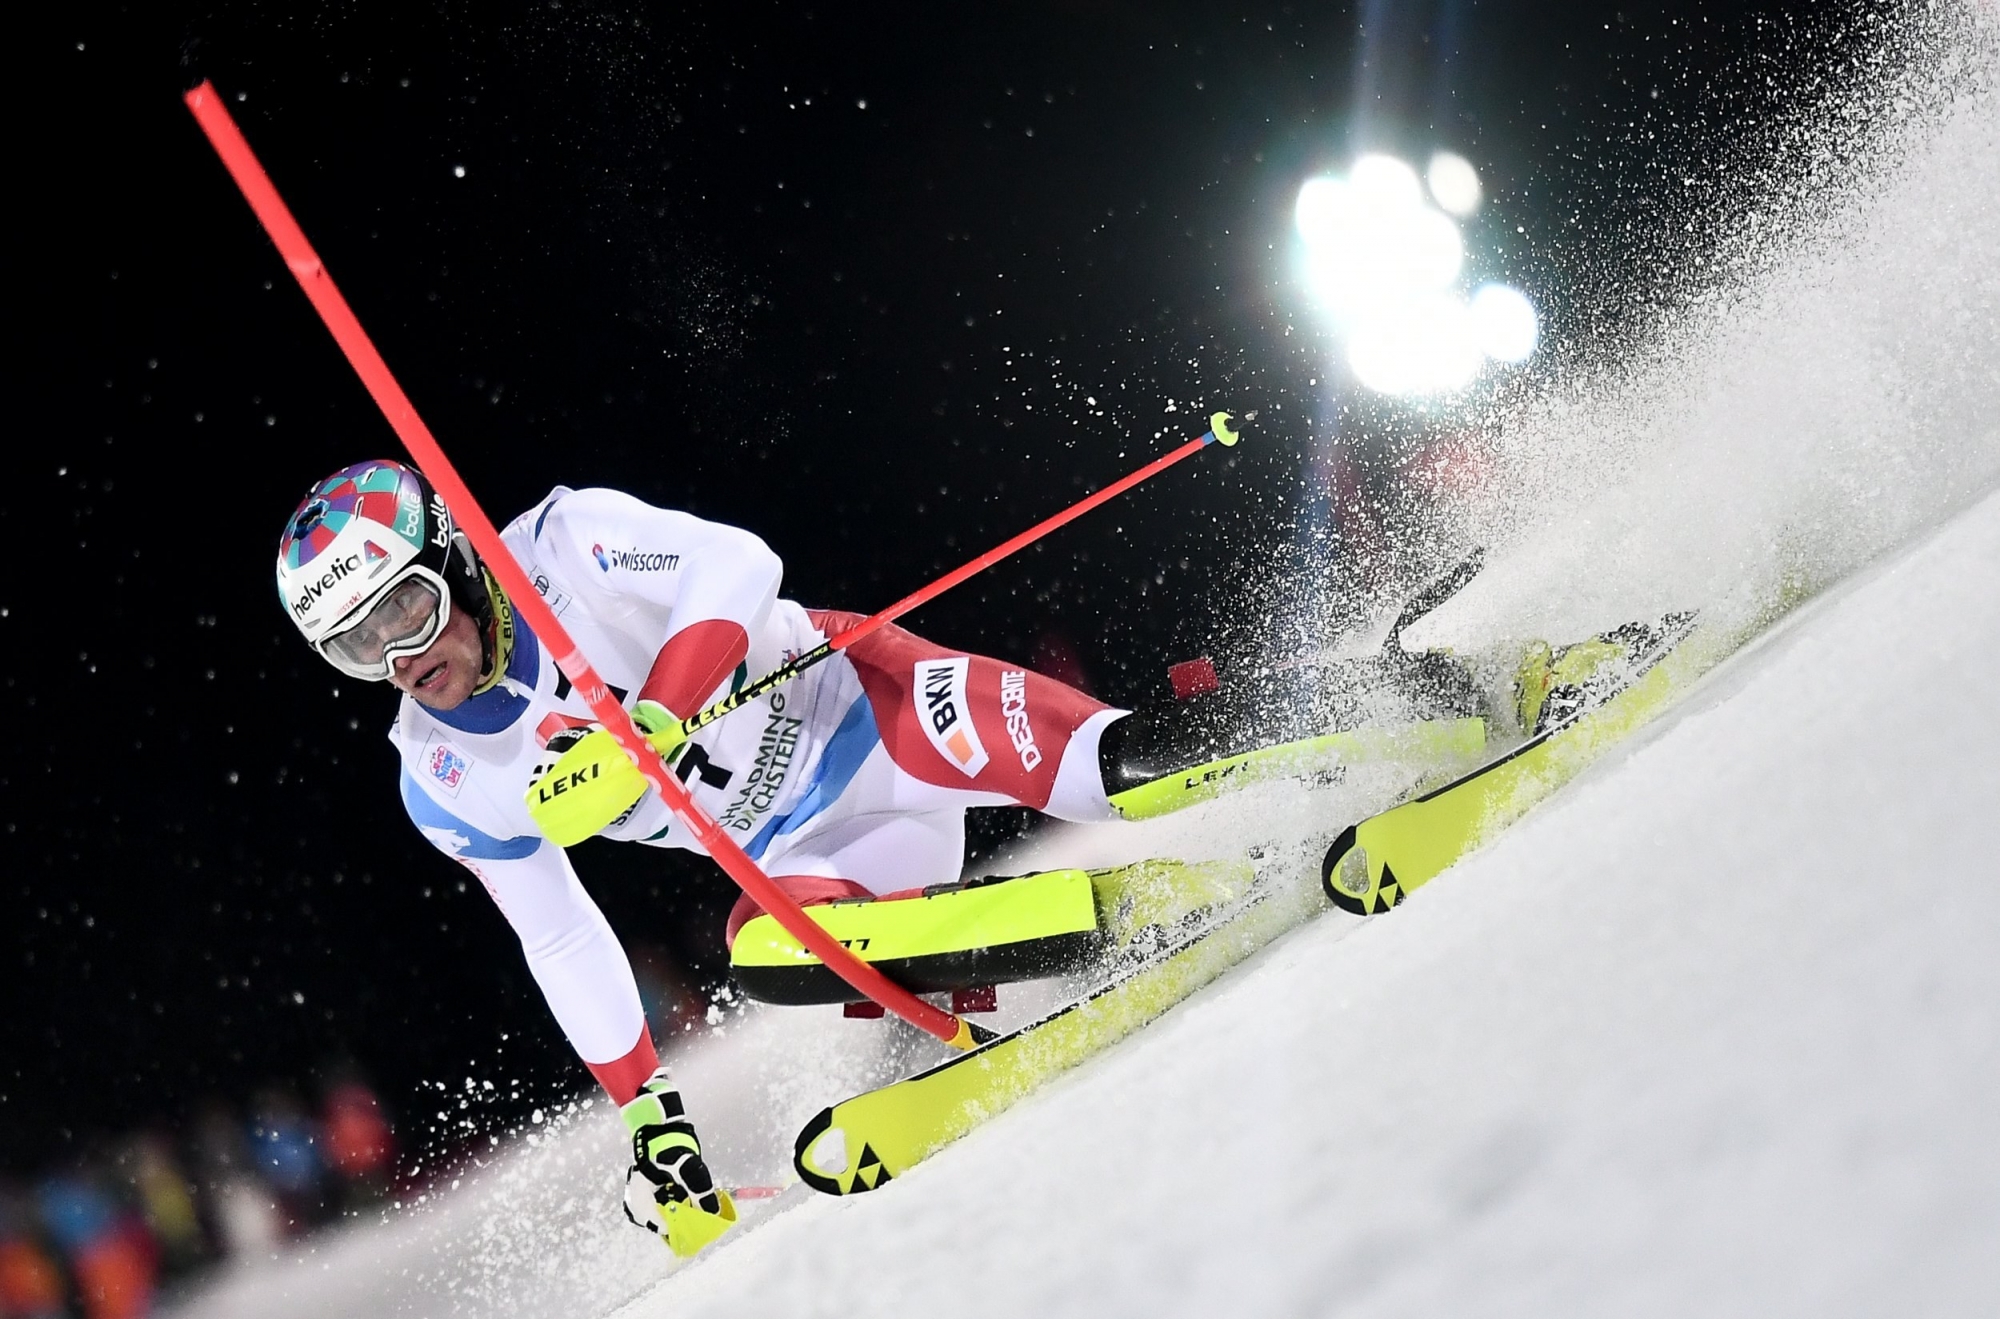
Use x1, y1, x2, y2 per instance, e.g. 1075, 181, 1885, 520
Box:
727, 870, 1103, 1006
726, 858, 1262, 1006
1097, 694, 1487, 822
1097, 550, 1497, 823
1512, 613, 1697, 736
1088, 857, 1260, 959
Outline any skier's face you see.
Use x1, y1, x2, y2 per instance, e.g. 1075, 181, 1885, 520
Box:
387, 604, 484, 709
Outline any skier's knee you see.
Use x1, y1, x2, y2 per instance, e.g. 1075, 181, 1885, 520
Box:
722, 875, 873, 949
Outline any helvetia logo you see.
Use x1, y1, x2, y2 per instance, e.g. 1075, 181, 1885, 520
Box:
915, 658, 989, 777
591, 544, 681, 574
289, 552, 363, 621
999, 670, 1043, 771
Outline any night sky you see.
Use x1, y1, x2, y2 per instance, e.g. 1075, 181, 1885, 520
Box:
7, 0, 1877, 1176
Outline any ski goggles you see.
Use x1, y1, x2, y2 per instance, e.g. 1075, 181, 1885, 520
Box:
315, 568, 451, 681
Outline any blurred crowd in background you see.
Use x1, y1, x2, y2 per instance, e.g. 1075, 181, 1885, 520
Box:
0, 1072, 396, 1319
0, 946, 709, 1319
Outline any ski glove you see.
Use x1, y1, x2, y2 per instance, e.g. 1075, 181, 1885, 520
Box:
620, 1067, 737, 1257
524, 702, 690, 847
630, 699, 692, 761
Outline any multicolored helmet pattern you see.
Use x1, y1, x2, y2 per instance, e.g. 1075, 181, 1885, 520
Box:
276, 460, 449, 643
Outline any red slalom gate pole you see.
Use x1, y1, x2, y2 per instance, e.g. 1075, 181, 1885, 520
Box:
677, 413, 1240, 739
848, 417, 1239, 647
183, 81, 984, 1050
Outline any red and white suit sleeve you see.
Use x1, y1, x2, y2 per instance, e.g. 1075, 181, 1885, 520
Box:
534, 488, 783, 717
445, 838, 658, 1103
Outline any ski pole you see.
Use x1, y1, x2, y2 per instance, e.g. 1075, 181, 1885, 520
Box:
183, 80, 992, 1052
679, 414, 1240, 738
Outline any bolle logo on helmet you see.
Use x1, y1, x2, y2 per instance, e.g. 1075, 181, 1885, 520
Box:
914, 658, 989, 777
428, 492, 452, 549
591, 544, 681, 573
290, 552, 364, 620
998, 670, 1043, 771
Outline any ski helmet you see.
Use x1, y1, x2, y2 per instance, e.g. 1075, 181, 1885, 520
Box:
276, 459, 492, 681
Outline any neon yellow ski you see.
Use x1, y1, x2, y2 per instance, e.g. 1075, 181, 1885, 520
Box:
791, 859, 1310, 1195
1322, 614, 1724, 913
789, 614, 1734, 1199
1106, 718, 1487, 821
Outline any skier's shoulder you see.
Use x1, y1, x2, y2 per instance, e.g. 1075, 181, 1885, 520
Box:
390, 698, 542, 860
517, 484, 772, 575
517, 484, 689, 543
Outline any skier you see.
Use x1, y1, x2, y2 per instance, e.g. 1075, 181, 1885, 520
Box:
276, 458, 1361, 1247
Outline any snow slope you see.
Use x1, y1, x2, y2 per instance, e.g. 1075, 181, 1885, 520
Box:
172, 459, 2000, 1319
166, 7, 2000, 1314
627, 452, 2000, 1319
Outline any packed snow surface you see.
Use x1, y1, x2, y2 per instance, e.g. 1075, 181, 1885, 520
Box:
174, 480, 2000, 1319
170, 6, 2000, 1315
621, 483, 2000, 1319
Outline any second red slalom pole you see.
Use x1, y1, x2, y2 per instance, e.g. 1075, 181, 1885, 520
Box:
677, 413, 1241, 739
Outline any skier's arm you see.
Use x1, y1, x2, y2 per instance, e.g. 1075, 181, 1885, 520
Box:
399, 770, 660, 1103
533, 488, 784, 718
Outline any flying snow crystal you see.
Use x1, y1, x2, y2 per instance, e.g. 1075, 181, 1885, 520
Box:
1295, 151, 1535, 397
1426, 152, 1483, 217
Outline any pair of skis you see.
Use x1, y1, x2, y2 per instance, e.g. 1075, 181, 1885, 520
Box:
788, 555, 1724, 1198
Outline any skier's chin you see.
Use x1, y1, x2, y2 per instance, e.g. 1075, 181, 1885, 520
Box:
392, 609, 483, 708
406, 658, 471, 709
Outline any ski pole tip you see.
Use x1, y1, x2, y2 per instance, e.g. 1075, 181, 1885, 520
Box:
1208, 411, 1240, 446
946, 1016, 999, 1050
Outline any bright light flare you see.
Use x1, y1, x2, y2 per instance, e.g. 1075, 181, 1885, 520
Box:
1298, 162, 1462, 323
1470, 284, 1539, 363
1426, 152, 1482, 217
1345, 294, 1484, 397
1294, 176, 1348, 239
1294, 151, 1537, 398
1350, 153, 1424, 212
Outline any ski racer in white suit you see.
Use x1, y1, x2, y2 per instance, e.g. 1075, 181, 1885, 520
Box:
275, 459, 1130, 1243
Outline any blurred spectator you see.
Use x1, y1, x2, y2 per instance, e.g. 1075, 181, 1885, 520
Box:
318, 1075, 394, 1210
191, 1105, 281, 1261
207, 1183, 281, 1265
3, 1078, 412, 1308
0, 1183, 67, 1319
123, 1136, 205, 1279
1030, 629, 1094, 698
35, 1162, 156, 1319
627, 943, 710, 1051
244, 1090, 324, 1235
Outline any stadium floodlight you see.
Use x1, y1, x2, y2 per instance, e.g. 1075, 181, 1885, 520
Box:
1426, 152, 1483, 217
1469, 284, 1540, 363
1294, 151, 1538, 398
1346, 293, 1485, 396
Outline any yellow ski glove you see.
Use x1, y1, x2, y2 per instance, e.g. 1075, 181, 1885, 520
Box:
629, 698, 691, 760
620, 1068, 737, 1258
524, 701, 689, 847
